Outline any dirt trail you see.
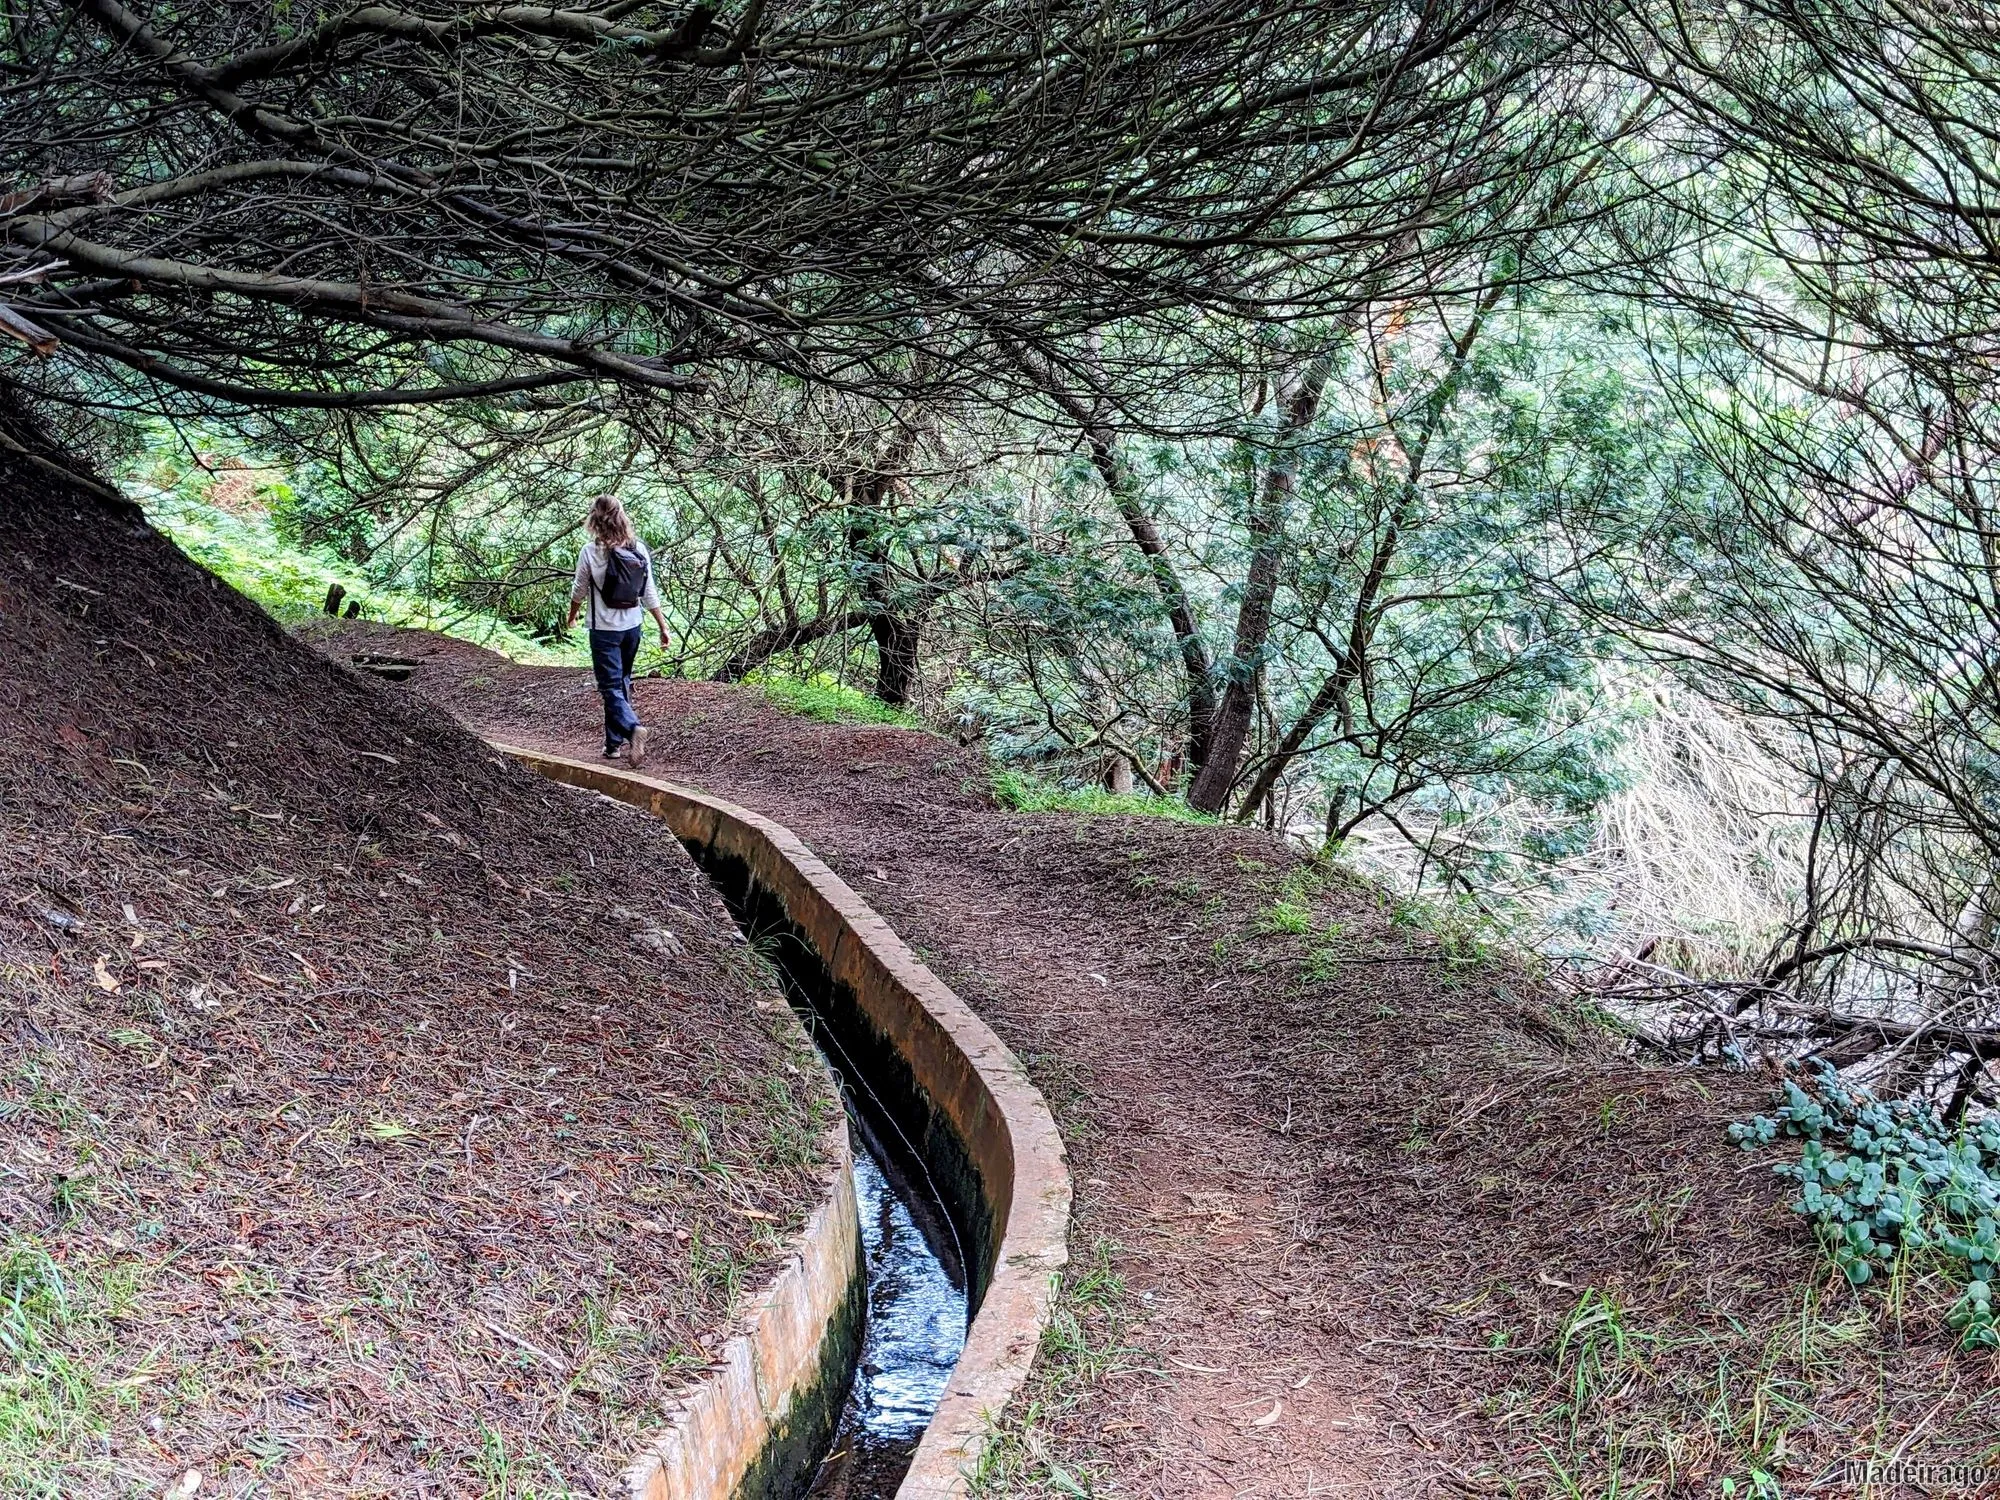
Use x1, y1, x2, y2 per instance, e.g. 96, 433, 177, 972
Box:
450, 655, 1413, 1495
331, 623, 1994, 1497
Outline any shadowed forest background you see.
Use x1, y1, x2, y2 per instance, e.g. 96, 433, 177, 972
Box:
7, 3, 2000, 1491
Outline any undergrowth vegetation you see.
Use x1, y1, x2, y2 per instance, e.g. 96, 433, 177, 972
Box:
969, 1237, 1131, 1500
1476, 1281, 1909, 1497
139, 483, 580, 667
1732, 1070, 2000, 1348
989, 769, 1217, 824
745, 671, 916, 727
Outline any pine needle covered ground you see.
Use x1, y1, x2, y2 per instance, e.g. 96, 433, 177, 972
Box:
0, 435, 837, 1498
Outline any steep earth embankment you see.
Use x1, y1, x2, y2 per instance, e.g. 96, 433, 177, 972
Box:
343, 620, 1997, 1498
0, 430, 837, 1498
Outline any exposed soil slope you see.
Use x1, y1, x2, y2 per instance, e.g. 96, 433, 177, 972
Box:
0, 437, 835, 1498
347, 620, 1997, 1498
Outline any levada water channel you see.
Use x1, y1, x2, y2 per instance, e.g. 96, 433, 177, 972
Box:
701, 859, 972, 1498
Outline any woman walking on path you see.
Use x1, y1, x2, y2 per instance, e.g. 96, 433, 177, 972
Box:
565, 494, 670, 767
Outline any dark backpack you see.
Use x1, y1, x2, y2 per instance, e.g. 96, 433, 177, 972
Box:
600, 544, 648, 609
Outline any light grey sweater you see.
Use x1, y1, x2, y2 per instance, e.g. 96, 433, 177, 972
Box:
571, 540, 661, 631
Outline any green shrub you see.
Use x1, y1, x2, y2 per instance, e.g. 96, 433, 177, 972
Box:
141, 490, 581, 665
1731, 1067, 2000, 1347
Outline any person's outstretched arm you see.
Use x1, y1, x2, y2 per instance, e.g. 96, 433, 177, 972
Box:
563, 545, 590, 630
642, 555, 669, 647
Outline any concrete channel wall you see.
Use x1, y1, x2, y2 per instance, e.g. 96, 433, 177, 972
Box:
625, 1128, 863, 1500
499, 745, 1072, 1500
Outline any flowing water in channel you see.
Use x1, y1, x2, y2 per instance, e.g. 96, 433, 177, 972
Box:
803, 1126, 967, 1497
684, 858, 971, 1497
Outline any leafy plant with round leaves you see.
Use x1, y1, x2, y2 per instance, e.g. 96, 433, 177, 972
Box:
1729, 1067, 2000, 1349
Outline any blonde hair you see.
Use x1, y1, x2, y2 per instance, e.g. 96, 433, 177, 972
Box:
585, 493, 636, 549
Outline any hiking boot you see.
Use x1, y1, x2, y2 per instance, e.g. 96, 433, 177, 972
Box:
628, 724, 650, 769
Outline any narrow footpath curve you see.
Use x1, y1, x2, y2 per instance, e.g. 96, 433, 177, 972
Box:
446, 662, 1424, 1494
334, 624, 1943, 1497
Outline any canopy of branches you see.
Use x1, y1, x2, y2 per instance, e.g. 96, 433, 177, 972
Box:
9, 0, 2000, 1109
3, 0, 1558, 408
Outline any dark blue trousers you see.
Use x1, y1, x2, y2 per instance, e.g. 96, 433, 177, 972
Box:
588, 626, 641, 751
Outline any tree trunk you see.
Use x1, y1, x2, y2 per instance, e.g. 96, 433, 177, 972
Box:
1081, 425, 1220, 772
1187, 355, 1333, 813
998, 339, 1217, 774
1224, 283, 1504, 821
1233, 504, 1409, 819
1102, 751, 1135, 794
836, 464, 929, 707
869, 609, 922, 706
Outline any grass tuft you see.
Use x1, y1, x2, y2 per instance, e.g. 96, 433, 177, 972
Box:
0, 1238, 119, 1497
747, 671, 917, 726
970, 1237, 1132, 1498
990, 769, 1217, 823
